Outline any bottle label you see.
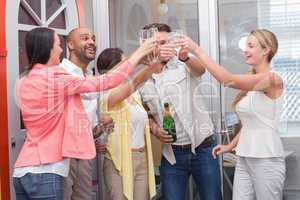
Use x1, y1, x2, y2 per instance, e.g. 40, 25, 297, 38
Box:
163, 116, 177, 142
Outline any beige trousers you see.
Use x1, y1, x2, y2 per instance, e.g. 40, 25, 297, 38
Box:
64, 158, 93, 200
233, 156, 286, 200
103, 151, 149, 200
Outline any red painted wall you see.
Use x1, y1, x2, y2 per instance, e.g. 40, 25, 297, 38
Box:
0, 0, 10, 199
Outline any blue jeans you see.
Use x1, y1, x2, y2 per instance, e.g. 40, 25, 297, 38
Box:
160, 143, 222, 200
13, 173, 64, 200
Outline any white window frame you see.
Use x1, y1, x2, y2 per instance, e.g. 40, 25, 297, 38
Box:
92, 0, 110, 55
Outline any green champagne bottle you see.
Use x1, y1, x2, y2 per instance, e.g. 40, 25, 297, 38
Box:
163, 102, 177, 143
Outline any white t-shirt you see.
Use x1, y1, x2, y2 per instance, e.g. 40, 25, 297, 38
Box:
129, 103, 147, 149
13, 159, 70, 178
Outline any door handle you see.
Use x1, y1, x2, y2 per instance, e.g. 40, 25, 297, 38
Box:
11, 136, 16, 148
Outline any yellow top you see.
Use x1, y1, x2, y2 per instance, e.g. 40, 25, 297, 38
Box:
99, 91, 156, 200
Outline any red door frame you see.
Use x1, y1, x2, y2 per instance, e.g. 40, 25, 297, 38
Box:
0, 0, 10, 199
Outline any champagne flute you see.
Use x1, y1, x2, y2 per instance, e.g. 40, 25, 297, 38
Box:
168, 29, 184, 58
139, 29, 148, 45
139, 28, 158, 64
148, 27, 159, 63
139, 29, 151, 64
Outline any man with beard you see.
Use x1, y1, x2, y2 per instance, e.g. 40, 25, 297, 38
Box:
61, 27, 113, 200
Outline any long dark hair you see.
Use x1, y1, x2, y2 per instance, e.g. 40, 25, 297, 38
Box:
25, 27, 55, 72
96, 48, 124, 74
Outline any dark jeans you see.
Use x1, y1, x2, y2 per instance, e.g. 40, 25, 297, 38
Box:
13, 173, 64, 200
160, 142, 222, 200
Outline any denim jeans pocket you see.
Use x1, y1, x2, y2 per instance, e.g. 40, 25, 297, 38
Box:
21, 173, 63, 199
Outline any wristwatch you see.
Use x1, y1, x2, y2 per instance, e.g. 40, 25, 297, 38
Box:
179, 56, 190, 62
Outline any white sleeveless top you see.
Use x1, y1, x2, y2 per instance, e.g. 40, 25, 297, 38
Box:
235, 89, 284, 158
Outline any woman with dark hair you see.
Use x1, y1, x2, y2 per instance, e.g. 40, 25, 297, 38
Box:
12, 27, 156, 200
96, 48, 159, 200
97, 48, 124, 74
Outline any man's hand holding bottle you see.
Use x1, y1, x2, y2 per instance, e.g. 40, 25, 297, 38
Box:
149, 119, 174, 144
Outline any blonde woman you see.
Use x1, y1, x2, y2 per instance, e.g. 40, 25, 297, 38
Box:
96, 48, 158, 200
184, 29, 286, 200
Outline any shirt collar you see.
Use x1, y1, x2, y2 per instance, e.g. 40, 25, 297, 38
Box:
60, 58, 92, 77
166, 57, 181, 69
151, 57, 181, 80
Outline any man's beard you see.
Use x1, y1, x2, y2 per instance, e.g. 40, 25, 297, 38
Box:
75, 48, 95, 64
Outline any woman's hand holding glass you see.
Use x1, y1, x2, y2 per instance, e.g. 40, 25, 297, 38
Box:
177, 35, 203, 55
139, 28, 160, 65
136, 37, 157, 63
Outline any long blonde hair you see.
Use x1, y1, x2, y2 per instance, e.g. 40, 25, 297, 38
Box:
232, 29, 278, 107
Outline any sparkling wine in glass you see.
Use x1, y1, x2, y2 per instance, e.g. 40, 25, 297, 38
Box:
139, 29, 148, 45
139, 28, 158, 64
148, 27, 159, 63
169, 29, 184, 58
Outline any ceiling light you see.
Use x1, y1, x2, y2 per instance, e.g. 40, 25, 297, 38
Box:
159, 0, 168, 15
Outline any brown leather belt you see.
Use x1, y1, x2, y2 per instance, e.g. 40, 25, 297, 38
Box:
131, 147, 145, 152
171, 135, 215, 150
172, 143, 192, 149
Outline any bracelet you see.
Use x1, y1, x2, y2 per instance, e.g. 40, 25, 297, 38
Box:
179, 56, 190, 62
93, 124, 103, 139
161, 61, 168, 65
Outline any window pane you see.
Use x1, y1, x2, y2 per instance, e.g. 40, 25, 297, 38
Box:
46, 0, 62, 20
18, 31, 28, 75
109, 0, 199, 54
26, 0, 41, 18
218, 0, 300, 136
18, 3, 39, 25
49, 10, 66, 29
18, 31, 28, 129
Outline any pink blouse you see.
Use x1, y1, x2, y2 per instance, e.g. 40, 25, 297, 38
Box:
15, 61, 134, 167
